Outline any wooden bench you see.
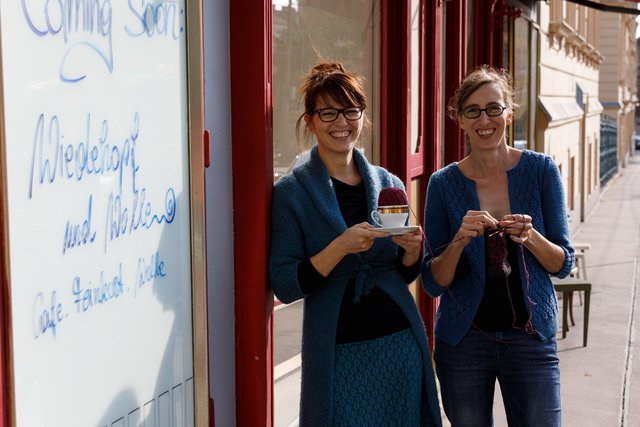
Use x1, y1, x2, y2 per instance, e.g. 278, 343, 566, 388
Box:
552, 276, 591, 347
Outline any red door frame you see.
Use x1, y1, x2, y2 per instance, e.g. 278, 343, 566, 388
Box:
444, 0, 468, 166
380, 0, 445, 347
472, 1, 505, 68
1, 64, 13, 425
0, 186, 11, 426
418, 0, 445, 347
229, 1, 274, 426
379, 1, 408, 173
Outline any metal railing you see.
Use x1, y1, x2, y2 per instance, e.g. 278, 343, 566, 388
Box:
600, 115, 618, 186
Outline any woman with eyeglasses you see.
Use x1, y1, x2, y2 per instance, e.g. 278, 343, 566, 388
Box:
269, 61, 441, 426
421, 66, 574, 426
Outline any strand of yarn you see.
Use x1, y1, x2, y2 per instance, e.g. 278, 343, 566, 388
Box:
424, 227, 539, 343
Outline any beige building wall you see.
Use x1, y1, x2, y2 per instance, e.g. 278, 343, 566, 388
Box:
537, 1, 603, 234
596, 5, 638, 168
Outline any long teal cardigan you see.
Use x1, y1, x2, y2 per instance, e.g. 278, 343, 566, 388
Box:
421, 150, 575, 346
269, 145, 442, 426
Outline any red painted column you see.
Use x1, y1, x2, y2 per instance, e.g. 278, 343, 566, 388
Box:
472, 0, 505, 68
382, 0, 445, 350
0, 230, 10, 427
418, 0, 445, 348
444, 0, 468, 166
229, 1, 274, 426
380, 0, 408, 175
1, 133, 12, 426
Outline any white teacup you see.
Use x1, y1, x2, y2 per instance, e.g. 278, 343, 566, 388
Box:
371, 205, 409, 228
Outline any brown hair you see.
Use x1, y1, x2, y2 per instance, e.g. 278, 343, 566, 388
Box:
295, 61, 369, 143
447, 65, 518, 121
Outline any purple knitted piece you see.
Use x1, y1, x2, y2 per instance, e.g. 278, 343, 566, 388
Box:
485, 229, 511, 279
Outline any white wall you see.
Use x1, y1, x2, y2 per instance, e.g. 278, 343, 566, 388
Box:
203, 1, 236, 425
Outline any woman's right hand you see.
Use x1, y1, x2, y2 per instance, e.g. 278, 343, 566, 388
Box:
430, 210, 496, 286
454, 210, 499, 245
310, 222, 388, 277
336, 222, 389, 255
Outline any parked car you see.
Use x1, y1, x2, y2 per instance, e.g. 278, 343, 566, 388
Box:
634, 134, 640, 150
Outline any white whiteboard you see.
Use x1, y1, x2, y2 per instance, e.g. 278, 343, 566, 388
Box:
0, 1, 197, 425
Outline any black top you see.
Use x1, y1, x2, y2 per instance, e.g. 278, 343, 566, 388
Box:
297, 177, 416, 343
473, 236, 530, 331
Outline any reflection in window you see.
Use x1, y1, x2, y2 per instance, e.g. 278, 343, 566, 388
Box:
272, 2, 381, 425
272, 0, 380, 182
513, 18, 529, 150
410, 0, 421, 154
529, 28, 538, 150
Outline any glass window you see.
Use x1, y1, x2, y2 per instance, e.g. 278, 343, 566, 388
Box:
529, 27, 538, 149
272, 0, 380, 182
512, 17, 529, 149
410, 0, 421, 154
272, 2, 380, 424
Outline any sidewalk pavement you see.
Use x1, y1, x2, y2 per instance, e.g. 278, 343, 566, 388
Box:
484, 154, 640, 427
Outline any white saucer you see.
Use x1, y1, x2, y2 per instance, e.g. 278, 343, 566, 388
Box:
374, 225, 419, 236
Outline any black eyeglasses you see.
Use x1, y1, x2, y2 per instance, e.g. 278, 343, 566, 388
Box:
461, 105, 506, 119
311, 107, 364, 122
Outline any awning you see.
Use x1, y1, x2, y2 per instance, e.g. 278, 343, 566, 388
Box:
588, 98, 604, 114
539, 96, 584, 122
565, 0, 640, 15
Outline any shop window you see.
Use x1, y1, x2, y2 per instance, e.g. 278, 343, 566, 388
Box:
272, 0, 381, 182
512, 17, 529, 149
587, 139, 592, 195
410, 0, 421, 154
503, 15, 536, 150
271, 2, 381, 425
569, 155, 575, 211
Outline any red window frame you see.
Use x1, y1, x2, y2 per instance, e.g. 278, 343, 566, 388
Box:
229, 1, 274, 426
380, 0, 446, 347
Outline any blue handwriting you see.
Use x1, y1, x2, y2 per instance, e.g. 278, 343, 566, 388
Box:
21, 0, 113, 82
135, 251, 166, 294
32, 289, 66, 339
28, 112, 140, 199
63, 194, 97, 254
72, 263, 124, 313
126, 0, 183, 39
105, 187, 176, 252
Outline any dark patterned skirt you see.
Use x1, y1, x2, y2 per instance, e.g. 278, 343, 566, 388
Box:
333, 328, 424, 426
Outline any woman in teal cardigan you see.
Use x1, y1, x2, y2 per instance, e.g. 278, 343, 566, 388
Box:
421, 66, 574, 426
269, 61, 441, 426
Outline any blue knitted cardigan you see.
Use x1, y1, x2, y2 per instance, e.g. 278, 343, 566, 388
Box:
269, 145, 442, 427
421, 150, 575, 346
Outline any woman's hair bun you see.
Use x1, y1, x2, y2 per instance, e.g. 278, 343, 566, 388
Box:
310, 61, 345, 76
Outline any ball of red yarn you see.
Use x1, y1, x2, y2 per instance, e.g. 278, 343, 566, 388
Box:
378, 187, 408, 206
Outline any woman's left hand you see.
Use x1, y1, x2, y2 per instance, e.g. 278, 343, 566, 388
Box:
499, 214, 533, 244
392, 226, 423, 266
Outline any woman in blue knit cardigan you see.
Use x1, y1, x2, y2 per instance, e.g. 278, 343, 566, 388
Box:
269, 61, 441, 426
421, 66, 574, 426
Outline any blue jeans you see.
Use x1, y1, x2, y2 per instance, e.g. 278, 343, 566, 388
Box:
434, 328, 561, 427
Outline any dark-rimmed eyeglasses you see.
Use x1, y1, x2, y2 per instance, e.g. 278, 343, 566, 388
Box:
311, 107, 364, 122
461, 105, 506, 119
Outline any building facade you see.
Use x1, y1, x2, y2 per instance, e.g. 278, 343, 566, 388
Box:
538, 1, 604, 232
597, 3, 638, 173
